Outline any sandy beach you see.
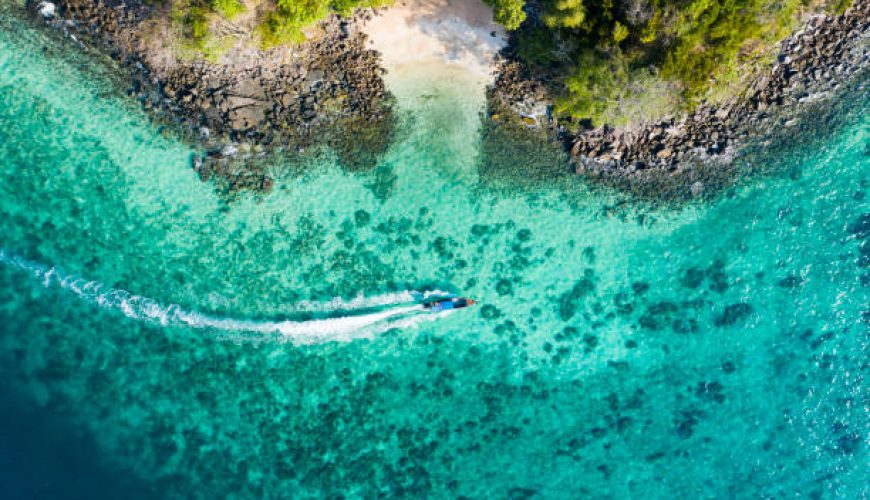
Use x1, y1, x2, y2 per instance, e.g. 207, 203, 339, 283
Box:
363, 0, 505, 99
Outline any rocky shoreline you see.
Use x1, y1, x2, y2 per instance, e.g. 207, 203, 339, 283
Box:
24, 0, 395, 194
490, 0, 869, 200
19, 0, 870, 200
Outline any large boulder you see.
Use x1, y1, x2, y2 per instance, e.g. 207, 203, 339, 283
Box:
228, 105, 266, 132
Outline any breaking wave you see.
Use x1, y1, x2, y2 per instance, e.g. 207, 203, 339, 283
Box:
0, 249, 445, 344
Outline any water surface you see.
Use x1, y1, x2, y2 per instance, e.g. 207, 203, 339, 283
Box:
0, 10, 867, 498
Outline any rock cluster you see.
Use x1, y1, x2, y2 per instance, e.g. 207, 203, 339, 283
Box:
26, 0, 394, 194
154, 14, 391, 143
488, 62, 552, 129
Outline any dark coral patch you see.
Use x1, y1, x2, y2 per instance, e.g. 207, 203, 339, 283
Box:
353, 209, 371, 227
672, 318, 699, 334
858, 241, 870, 268
835, 432, 862, 455
494, 320, 517, 335
778, 275, 805, 288
714, 303, 754, 326
675, 412, 699, 439
695, 381, 725, 404
495, 279, 514, 296
637, 301, 679, 330
582, 333, 599, 350
707, 272, 729, 293
613, 292, 633, 315
470, 224, 490, 238
849, 214, 870, 268
480, 304, 502, 320
555, 326, 579, 342
681, 268, 705, 289
557, 276, 596, 321
848, 213, 870, 238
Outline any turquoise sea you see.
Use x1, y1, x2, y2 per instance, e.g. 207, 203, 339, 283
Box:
1, 7, 868, 498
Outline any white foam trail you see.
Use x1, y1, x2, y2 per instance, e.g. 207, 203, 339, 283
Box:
290, 289, 454, 313
174, 305, 423, 343
0, 249, 438, 345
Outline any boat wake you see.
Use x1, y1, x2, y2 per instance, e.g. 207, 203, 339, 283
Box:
0, 249, 448, 344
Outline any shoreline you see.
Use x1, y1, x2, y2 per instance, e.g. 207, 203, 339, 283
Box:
18, 0, 870, 200
362, 0, 507, 181
489, 0, 869, 200
23, 0, 396, 194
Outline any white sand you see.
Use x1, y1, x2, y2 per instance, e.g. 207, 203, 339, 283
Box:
363, 0, 505, 181
363, 0, 506, 100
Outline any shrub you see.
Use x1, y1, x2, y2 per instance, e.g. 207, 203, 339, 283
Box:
828, 0, 853, 13
258, 0, 393, 47
542, 0, 587, 29
257, 0, 329, 47
211, 0, 245, 19
555, 50, 628, 124
660, 0, 804, 102
516, 25, 560, 66
612, 21, 628, 44
484, 0, 527, 30
638, 8, 660, 44
171, 2, 210, 45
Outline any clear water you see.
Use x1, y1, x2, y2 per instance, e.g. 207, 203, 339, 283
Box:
1, 9, 868, 498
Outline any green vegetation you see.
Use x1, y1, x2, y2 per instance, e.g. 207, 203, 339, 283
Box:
555, 50, 626, 121
484, 0, 526, 30
490, 0, 850, 126
830, 0, 854, 13
257, 0, 392, 47
170, 0, 237, 61
170, 0, 393, 53
212, 0, 246, 19
171, 2, 209, 46
660, 0, 802, 102
612, 21, 628, 44
258, 0, 330, 46
541, 0, 589, 29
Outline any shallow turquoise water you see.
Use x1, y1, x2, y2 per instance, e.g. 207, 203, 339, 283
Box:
1, 10, 868, 498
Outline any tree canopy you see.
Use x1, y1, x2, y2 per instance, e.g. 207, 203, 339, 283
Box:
487, 0, 840, 125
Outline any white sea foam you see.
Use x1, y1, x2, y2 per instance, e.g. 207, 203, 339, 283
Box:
0, 249, 442, 344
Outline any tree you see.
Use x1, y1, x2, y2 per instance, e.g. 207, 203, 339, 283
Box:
484, 0, 527, 31
212, 0, 245, 19
542, 0, 586, 29
612, 21, 628, 44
